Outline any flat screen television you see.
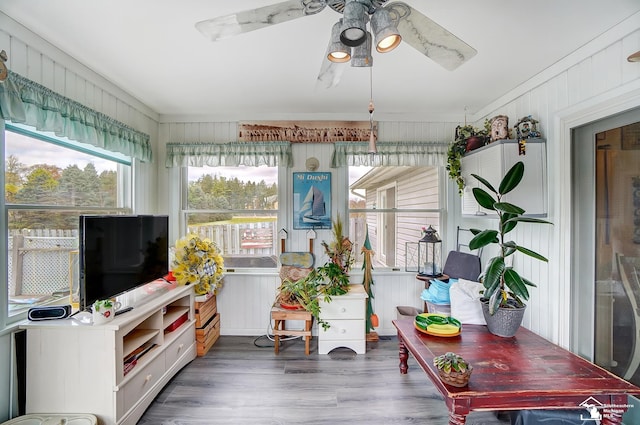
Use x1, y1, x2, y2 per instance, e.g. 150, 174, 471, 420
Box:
79, 214, 169, 311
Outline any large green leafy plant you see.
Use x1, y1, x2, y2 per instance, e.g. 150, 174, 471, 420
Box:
446, 121, 491, 194
277, 214, 351, 329
468, 161, 552, 315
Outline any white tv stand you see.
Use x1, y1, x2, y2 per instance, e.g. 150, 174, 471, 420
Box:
21, 281, 196, 425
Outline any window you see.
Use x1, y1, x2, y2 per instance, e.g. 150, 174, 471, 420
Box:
184, 165, 278, 268
348, 165, 441, 269
4, 124, 132, 317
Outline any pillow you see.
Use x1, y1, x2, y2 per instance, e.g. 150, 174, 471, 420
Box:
279, 265, 312, 282
449, 278, 486, 325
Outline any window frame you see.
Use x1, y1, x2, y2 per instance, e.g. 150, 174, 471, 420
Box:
347, 164, 445, 271
180, 164, 280, 270
2, 121, 134, 324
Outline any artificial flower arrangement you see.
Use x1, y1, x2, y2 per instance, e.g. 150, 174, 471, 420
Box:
172, 233, 224, 295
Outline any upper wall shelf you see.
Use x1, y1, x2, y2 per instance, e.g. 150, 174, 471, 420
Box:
460, 138, 547, 217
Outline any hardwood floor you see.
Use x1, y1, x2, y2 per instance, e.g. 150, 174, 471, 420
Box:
139, 335, 512, 424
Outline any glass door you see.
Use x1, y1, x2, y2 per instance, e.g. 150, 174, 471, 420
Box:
594, 121, 640, 386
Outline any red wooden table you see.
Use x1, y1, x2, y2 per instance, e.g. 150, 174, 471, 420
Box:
393, 318, 640, 425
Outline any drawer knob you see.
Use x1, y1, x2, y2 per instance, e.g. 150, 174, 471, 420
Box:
178, 343, 184, 351
340, 307, 346, 313
145, 374, 153, 382
340, 328, 346, 334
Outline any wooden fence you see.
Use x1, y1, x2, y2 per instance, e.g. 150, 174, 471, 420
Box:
8, 223, 280, 297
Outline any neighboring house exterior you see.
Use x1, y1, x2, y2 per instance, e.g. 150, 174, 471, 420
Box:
350, 166, 440, 270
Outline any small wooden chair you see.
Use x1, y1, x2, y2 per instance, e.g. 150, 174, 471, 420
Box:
270, 305, 313, 355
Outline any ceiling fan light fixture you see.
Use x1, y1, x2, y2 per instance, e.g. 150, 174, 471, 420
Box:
351, 31, 373, 67
371, 8, 401, 53
327, 19, 351, 63
340, 0, 368, 47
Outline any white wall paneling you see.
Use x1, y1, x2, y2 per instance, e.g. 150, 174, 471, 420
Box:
460, 24, 640, 346
217, 271, 423, 337
0, 14, 162, 214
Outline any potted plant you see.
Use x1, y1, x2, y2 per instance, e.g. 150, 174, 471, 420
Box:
277, 261, 350, 330
447, 121, 490, 194
433, 352, 473, 387
276, 214, 352, 329
468, 161, 552, 337
92, 299, 121, 325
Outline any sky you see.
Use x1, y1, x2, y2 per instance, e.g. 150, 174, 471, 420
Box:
5, 130, 121, 174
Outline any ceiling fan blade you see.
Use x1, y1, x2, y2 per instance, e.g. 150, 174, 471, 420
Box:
315, 57, 347, 90
386, 2, 477, 71
196, 0, 326, 41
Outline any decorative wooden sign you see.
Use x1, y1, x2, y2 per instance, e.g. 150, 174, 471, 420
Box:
238, 121, 374, 143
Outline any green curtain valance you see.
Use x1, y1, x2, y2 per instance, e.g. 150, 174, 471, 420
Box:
165, 141, 293, 167
331, 141, 449, 167
0, 71, 152, 162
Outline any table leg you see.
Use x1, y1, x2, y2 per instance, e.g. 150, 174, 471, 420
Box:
304, 318, 311, 355
398, 337, 408, 374
448, 411, 467, 425
274, 319, 281, 354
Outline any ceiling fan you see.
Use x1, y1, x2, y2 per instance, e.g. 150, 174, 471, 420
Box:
195, 0, 477, 88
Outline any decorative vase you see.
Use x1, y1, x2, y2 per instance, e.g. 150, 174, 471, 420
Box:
437, 365, 473, 387
279, 300, 304, 310
481, 300, 525, 337
465, 136, 485, 152
92, 300, 121, 325
370, 313, 379, 327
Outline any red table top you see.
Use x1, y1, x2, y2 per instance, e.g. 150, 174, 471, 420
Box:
393, 318, 640, 411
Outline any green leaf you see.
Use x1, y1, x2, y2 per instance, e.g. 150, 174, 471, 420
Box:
471, 173, 497, 194
501, 213, 518, 234
505, 216, 553, 225
472, 187, 496, 210
494, 202, 525, 215
482, 256, 504, 297
503, 268, 529, 301
515, 245, 549, 262
469, 230, 499, 250
488, 290, 502, 314
522, 277, 537, 288
499, 161, 524, 195
502, 242, 517, 257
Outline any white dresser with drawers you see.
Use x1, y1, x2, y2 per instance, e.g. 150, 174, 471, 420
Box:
318, 284, 368, 354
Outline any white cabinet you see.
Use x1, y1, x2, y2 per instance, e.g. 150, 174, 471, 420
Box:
22, 282, 196, 425
460, 138, 547, 217
318, 284, 368, 354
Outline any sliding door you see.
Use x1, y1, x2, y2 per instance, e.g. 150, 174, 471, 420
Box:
573, 107, 640, 386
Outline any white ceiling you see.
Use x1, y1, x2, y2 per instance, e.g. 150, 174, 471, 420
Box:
1, 0, 639, 122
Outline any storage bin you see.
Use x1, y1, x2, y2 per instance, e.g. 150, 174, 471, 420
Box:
425, 301, 451, 316
1, 414, 97, 425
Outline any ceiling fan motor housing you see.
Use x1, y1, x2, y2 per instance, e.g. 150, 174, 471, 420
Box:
327, 0, 390, 15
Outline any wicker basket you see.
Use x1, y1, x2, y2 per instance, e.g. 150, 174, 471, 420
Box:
438, 364, 473, 387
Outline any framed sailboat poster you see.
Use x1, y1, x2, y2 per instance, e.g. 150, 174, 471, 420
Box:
293, 172, 331, 229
